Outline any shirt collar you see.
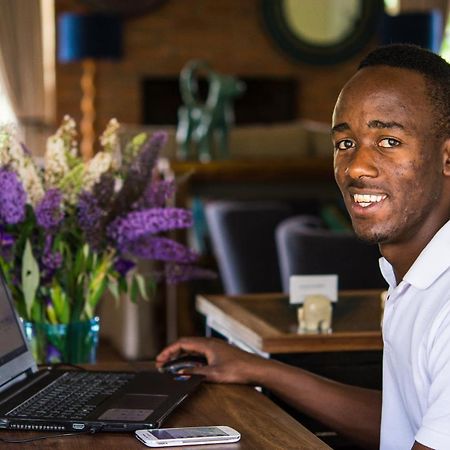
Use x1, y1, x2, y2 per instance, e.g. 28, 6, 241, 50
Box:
379, 257, 396, 289
379, 220, 450, 290
405, 220, 450, 289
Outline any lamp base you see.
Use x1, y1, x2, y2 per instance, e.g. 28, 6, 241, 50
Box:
80, 58, 96, 160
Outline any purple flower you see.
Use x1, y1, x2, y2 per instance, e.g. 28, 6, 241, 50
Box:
77, 191, 105, 249
41, 251, 63, 272
129, 131, 167, 181
165, 263, 217, 284
108, 132, 168, 219
134, 179, 176, 210
77, 191, 103, 229
0, 169, 26, 224
36, 189, 64, 231
45, 343, 62, 364
114, 258, 135, 276
40, 235, 62, 283
0, 228, 14, 247
0, 227, 14, 261
107, 207, 192, 248
92, 173, 115, 210
123, 236, 198, 263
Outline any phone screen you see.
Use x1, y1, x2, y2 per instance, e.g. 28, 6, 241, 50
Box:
150, 426, 228, 440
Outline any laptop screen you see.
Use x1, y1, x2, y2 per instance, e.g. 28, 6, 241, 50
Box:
0, 272, 36, 391
0, 281, 27, 364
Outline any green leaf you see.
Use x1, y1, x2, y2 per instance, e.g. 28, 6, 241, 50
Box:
57, 163, 85, 193
107, 275, 120, 302
123, 132, 147, 167
130, 275, 139, 303
49, 283, 70, 324
31, 300, 44, 323
21, 240, 40, 319
83, 253, 112, 319
134, 273, 148, 301
73, 245, 86, 278
147, 277, 157, 298
85, 276, 107, 319
118, 276, 128, 295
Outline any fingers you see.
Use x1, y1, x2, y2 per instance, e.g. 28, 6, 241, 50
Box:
155, 337, 211, 367
178, 365, 226, 384
179, 365, 211, 378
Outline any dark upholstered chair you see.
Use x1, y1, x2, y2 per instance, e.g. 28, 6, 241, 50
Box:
205, 201, 293, 294
276, 215, 387, 293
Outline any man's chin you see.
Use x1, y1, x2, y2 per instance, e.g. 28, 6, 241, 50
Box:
353, 228, 388, 245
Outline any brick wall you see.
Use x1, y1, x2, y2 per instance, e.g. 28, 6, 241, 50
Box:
55, 0, 376, 138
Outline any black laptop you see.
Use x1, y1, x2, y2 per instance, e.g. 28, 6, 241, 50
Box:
0, 272, 203, 433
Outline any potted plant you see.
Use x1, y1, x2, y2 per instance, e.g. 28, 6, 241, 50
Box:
0, 116, 211, 364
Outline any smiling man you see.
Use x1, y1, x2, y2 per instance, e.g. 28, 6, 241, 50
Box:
157, 44, 450, 450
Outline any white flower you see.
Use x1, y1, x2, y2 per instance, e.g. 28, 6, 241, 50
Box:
99, 118, 119, 152
0, 126, 45, 206
99, 118, 121, 170
84, 151, 113, 191
44, 137, 70, 189
17, 159, 45, 206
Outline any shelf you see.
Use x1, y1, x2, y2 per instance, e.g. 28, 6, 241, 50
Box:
168, 158, 334, 184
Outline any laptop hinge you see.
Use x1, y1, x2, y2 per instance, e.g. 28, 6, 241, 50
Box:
0, 369, 49, 404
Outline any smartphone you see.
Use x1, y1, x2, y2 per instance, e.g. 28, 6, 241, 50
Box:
135, 426, 241, 447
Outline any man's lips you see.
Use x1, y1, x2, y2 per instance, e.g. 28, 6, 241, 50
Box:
351, 193, 387, 208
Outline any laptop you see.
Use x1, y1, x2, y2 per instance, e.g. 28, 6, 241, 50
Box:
0, 272, 203, 433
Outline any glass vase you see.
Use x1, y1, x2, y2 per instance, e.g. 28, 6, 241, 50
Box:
22, 317, 100, 365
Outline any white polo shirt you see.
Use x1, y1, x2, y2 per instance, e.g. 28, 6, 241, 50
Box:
380, 220, 450, 450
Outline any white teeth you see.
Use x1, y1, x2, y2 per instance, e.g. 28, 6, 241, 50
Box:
353, 193, 386, 207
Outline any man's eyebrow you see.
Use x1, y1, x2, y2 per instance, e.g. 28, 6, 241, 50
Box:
331, 120, 406, 134
331, 123, 350, 133
367, 120, 404, 130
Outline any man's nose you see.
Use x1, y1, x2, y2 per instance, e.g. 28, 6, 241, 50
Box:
345, 145, 378, 179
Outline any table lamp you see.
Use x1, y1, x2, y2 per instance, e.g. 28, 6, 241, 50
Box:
58, 13, 122, 159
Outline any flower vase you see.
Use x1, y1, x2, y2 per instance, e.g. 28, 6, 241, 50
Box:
22, 317, 100, 365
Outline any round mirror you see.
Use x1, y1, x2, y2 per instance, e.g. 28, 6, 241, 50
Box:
261, 0, 384, 65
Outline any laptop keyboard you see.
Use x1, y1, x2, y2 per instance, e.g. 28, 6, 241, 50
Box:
6, 371, 135, 420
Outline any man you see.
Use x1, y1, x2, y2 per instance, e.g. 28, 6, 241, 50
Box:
157, 44, 450, 450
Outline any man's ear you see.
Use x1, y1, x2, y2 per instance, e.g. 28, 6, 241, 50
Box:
443, 138, 450, 177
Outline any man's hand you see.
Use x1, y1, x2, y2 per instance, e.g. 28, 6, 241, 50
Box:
155, 337, 266, 384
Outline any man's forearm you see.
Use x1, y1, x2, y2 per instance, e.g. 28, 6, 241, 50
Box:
248, 358, 382, 450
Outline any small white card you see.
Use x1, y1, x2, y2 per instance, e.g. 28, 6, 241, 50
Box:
289, 274, 338, 304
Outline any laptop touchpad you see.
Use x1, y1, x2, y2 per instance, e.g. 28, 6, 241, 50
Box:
98, 394, 167, 421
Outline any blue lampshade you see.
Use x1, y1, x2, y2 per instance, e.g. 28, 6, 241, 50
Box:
379, 10, 443, 52
58, 13, 123, 62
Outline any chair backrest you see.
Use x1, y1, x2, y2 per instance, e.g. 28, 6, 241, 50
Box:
276, 215, 387, 293
205, 200, 293, 294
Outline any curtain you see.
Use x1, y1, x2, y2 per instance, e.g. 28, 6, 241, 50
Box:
0, 0, 55, 156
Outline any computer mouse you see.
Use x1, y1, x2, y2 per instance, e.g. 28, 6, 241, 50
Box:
160, 354, 208, 374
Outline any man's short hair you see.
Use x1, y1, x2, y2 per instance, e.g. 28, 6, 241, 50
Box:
358, 44, 450, 138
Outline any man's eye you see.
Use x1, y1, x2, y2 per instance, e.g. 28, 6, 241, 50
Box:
335, 140, 354, 150
379, 138, 400, 148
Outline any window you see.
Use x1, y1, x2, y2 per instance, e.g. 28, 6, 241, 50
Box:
441, 13, 450, 62
0, 78, 16, 124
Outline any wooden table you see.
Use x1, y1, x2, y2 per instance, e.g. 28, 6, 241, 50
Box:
196, 290, 384, 392
196, 290, 384, 447
196, 290, 384, 356
0, 362, 330, 450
